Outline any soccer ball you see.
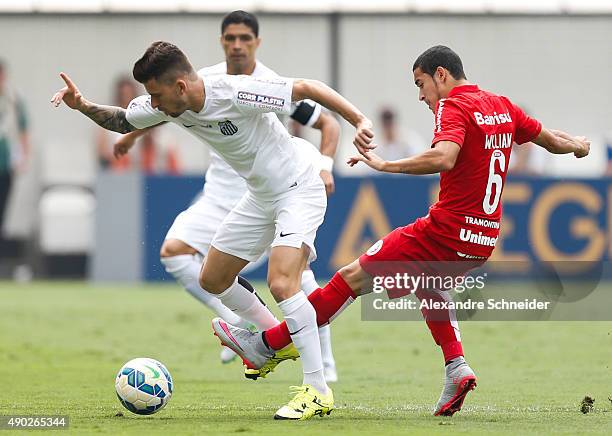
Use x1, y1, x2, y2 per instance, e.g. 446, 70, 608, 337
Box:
115, 358, 173, 415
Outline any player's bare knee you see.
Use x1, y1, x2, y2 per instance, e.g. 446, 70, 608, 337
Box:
199, 266, 217, 293
268, 275, 299, 302
160, 239, 196, 258
159, 240, 179, 258
200, 267, 234, 294
199, 274, 220, 294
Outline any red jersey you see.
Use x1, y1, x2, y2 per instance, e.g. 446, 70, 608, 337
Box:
416, 84, 541, 257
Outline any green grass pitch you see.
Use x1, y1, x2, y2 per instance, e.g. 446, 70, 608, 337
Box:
1, 281, 610, 435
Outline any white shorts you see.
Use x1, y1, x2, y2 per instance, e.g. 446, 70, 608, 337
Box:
212, 174, 326, 263
164, 194, 269, 274
165, 193, 240, 256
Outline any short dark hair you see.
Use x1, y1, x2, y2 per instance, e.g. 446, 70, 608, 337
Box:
221, 10, 259, 36
132, 41, 195, 84
413, 45, 466, 80
380, 108, 396, 123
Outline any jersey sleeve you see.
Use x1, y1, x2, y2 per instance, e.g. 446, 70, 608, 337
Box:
431, 98, 467, 147
125, 95, 169, 130
233, 76, 294, 116
510, 102, 542, 144
290, 99, 322, 127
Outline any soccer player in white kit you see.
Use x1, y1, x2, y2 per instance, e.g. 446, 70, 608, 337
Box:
51, 41, 375, 420
114, 11, 340, 381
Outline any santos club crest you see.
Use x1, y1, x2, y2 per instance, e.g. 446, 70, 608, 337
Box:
218, 120, 238, 136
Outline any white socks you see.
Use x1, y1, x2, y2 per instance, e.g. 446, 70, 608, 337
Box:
161, 254, 247, 327
216, 277, 279, 330
301, 269, 336, 368
162, 254, 332, 392
278, 292, 328, 395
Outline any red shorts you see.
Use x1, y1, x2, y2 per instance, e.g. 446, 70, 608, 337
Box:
359, 221, 487, 298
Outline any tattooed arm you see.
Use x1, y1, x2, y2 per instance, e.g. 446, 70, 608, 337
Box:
81, 103, 136, 133
51, 72, 138, 133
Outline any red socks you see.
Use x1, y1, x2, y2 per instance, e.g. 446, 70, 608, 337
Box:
264, 272, 357, 350
263, 272, 464, 363
415, 289, 464, 362
441, 341, 464, 363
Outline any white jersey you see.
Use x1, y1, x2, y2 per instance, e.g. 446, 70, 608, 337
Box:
198, 61, 271, 201
198, 61, 322, 202
192, 61, 323, 203
127, 65, 321, 200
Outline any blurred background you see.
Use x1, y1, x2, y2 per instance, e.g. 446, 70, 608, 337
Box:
1, 0, 611, 282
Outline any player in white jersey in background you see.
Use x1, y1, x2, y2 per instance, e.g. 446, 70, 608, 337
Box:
113, 11, 340, 381
52, 39, 374, 420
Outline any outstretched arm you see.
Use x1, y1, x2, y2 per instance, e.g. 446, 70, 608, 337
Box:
532, 127, 590, 158
83, 104, 136, 134
292, 79, 374, 157
51, 73, 137, 134
348, 140, 461, 175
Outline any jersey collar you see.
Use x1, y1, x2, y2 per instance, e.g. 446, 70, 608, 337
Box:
448, 84, 479, 98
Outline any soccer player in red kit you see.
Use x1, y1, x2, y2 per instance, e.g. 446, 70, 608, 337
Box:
212, 45, 590, 418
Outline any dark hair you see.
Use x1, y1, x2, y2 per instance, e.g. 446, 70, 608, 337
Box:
221, 10, 259, 36
133, 41, 194, 84
413, 45, 466, 80
380, 108, 396, 123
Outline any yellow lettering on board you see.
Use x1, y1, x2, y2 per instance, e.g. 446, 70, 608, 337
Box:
330, 183, 392, 270
530, 183, 605, 264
